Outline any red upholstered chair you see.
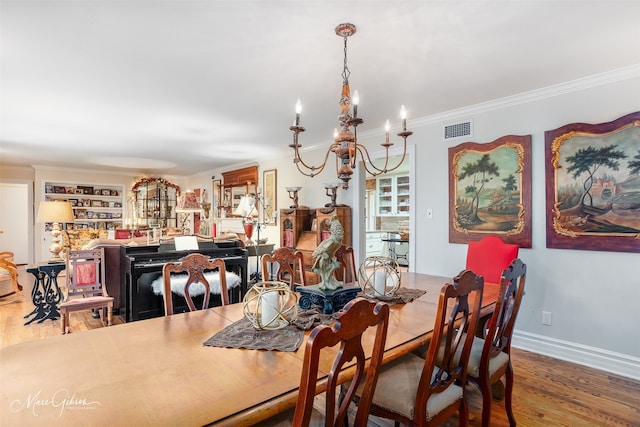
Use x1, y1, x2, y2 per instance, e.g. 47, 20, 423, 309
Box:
60, 248, 113, 334
465, 236, 519, 284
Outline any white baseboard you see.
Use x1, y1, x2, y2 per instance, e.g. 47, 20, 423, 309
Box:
512, 330, 640, 381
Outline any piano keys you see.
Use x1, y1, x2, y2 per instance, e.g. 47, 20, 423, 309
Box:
121, 240, 248, 321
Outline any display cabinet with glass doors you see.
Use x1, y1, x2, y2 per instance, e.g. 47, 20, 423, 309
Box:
132, 178, 180, 228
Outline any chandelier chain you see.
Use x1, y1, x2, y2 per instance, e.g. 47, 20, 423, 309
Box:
341, 35, 350, 83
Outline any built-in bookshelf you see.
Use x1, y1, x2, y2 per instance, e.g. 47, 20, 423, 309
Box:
43, 181, 125, 230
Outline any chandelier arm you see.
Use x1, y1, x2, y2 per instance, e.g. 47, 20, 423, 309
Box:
293, 141, 339, 176
355, 137, 409, 176
355, 144, 390, 175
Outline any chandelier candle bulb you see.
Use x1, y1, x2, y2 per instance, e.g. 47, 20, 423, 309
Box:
295, 99, 302, 125
385, 120, 390, 143
353, 90, 359, 118
401, 105, 407, 131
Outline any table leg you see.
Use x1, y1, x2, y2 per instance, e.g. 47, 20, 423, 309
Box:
24, 270, 48, 325
39, 265, 64, 322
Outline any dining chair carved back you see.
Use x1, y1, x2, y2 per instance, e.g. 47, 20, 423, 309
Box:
464, 258, 526, 427
261, 247, 307, 290
465, 236, 519, 284
162, 253, 229, 316
0, 251, 22, 298
362, 270, 484, 426
261, 297, 390, 426
333, 244, 357, 284
59, 248, 113, 334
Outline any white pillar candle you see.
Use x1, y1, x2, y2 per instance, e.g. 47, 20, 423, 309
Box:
374, 271, 386, 296
387, 272, 399, 289
261, 291, 279, 327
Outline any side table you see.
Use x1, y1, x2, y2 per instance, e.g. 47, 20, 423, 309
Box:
24, 262, 66, 325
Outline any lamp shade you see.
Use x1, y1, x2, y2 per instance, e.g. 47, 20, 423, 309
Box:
37, 201, 74, 223
175, 191, 201, 212
234, 195, 255, 217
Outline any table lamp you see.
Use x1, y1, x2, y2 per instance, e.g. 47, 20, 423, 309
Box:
37, 201, 74, 262
175, 191, 201, 235
234, 195, 256, 244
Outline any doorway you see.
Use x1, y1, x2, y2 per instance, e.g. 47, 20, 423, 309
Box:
357, 145, 415, 271
0, 181, 33, 264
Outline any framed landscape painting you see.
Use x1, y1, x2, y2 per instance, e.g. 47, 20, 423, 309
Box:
545, 111, 640, 253
449, 134, 532, 247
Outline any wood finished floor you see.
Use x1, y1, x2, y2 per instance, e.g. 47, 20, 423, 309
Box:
2, 265, 639, 426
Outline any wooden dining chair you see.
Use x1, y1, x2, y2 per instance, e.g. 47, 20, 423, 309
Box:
333, 244, 357, 284
59, 248, 113, 334
462, 258, 526, 427
359, 270, 484, 426
261, 247, 307, 290
465, 235, 519, 284
0, 251, 22, 298
162, 253, 229, 316
262, 297, 390, 426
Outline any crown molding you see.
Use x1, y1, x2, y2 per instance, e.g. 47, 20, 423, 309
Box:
359, 64, 640, 138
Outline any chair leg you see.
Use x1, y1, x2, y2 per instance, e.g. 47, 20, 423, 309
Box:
60, 311, 67, 335
479, 379, 493, 427
505, 364, 516, 426
107, 307, 113, 327
459, 397, 469, 427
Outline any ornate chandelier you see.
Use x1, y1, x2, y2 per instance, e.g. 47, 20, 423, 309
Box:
289, 23, 412, 190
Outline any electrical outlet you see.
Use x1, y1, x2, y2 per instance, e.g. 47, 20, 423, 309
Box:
542, 311, 552, 326
426, 209, 433, 219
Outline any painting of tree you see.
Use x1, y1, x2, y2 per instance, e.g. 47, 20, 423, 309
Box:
449, 135, 532, 247
545, 111, 640, 253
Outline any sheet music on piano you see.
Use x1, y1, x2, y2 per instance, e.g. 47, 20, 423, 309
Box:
174, 236, 199, 251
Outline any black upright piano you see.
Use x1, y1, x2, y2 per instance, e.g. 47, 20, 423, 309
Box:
121, 240, 247, 321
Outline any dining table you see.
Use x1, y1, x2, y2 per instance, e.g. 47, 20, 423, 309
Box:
0, 272, 499, 426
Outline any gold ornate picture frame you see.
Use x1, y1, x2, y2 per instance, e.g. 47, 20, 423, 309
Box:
449, 134, 532, 247
262, 169, 277, 225
545, 111, 640, 253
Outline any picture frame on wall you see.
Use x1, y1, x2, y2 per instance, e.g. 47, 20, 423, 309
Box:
545, 111, 640, 253
262, 169, 277, 225
448, 134, 532, 247
212, 179, 222, 219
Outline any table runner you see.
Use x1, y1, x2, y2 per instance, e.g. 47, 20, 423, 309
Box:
361, 287, 426, 304
204, 308, 337, 352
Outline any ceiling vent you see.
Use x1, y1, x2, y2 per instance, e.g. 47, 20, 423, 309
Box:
443, 119, 473, 141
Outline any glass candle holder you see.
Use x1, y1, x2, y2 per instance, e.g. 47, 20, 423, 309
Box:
243, 281, 298, 330
358, 256, 401, 298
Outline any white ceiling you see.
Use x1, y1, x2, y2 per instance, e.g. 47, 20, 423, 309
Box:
1, 1, 639, 176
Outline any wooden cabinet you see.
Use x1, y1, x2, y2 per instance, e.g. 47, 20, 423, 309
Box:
280, 208, 311, 249
280, 206, 351, 285
377, 175, 410, 216
44, 181, 124, 230
132, 178, 178, 229
219, 166, 258, 218
365, 231, 385, 258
